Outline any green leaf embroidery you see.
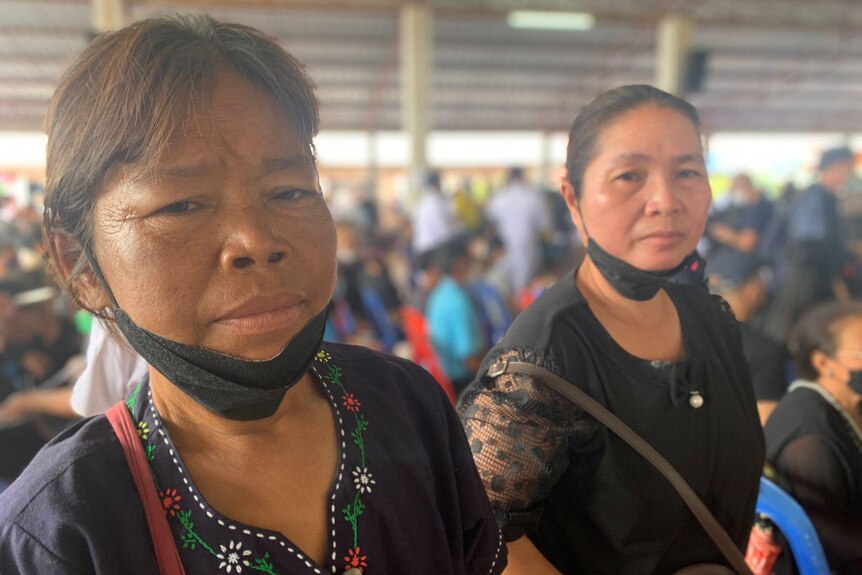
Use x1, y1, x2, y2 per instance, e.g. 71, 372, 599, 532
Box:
249, 552, 279, 575
146, 444, 157, 461
326, 365, 344, 389
176, 509, 216, 556
125, 383, 142, 411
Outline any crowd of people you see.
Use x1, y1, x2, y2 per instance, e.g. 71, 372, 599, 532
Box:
0, 12, 860, 575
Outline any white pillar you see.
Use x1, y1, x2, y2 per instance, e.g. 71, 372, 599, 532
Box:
399, 2, 432, 206
654, 14, 691, 96
91, 0, 125, 33
540, 131, 555, 189
367, 131, 379, 203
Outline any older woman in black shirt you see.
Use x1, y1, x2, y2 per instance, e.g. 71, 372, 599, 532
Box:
766, 302, 862, 573
459, 85, 764, 574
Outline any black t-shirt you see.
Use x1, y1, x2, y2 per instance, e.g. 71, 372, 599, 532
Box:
740, 323, 788, 402
459, 272, 764, 574
765, 384, 862, 574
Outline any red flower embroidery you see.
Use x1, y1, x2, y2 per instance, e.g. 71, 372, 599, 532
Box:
342, 393, 362, 412
160, 488, 182, 517
344, 547, 367, 570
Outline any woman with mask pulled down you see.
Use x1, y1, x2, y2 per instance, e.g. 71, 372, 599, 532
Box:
765, 302, 862, 573
458, 85, 764, 574
0, 15, 505, 575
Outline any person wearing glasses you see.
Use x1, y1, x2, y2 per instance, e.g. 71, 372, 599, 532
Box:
765, 302, 862, 573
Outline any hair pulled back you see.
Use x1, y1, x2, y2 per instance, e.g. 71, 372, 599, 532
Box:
565, 84, 701, 198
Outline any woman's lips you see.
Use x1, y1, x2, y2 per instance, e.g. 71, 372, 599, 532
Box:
641, 230, 686, 246
215, 294, 305, 335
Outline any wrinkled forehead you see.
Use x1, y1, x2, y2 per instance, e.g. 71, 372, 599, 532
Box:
126, 71, 316, 184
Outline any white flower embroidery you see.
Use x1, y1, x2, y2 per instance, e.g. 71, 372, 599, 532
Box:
216, 540, 252, 573
352, 466, 376, 494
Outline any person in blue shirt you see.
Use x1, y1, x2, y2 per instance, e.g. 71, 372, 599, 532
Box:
426, 238, 486, 396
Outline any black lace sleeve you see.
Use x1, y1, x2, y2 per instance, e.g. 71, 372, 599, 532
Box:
457, 347, 599, 541
711, 293, 741, 339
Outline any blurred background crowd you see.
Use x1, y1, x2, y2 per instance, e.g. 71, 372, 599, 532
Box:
2, 149, 861, 482
2, 2, 862, 570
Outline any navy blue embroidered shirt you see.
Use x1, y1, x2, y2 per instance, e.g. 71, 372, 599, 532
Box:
0, 343, 505, 575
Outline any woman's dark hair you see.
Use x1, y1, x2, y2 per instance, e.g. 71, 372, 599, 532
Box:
788, 301, 862, 380
43, 14, 319, 315
565, 84, 701, 198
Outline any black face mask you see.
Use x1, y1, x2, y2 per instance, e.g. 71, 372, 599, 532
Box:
847, 370, 862, 396
586, 238, 695, 301
85, 250, 326, 421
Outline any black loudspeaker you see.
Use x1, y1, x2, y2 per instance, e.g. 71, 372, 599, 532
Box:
685, 50, 709, 93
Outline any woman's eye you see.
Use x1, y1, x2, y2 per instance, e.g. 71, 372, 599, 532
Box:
156, 200, 198, 215
677, 168, 702, 179
273, 189, 310, 202
616, 171, 641, 183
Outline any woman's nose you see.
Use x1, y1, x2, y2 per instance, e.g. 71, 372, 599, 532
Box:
645, 176, 683, 215
218, 207, 286, 271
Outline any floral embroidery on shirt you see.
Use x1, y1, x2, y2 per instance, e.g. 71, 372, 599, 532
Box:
125, 350, 375, 575
160, 488, 182, 517
216, 540, 253, 573
344, 547, 368, 570
137, 421, 150, 441
319, 359, 373, 573
351, 467, 375, 494
342, 393, 361, 412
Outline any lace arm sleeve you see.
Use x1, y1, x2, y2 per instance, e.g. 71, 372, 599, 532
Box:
458, 349, 598, 541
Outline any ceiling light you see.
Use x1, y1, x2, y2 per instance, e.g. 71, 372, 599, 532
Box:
507, 11, 595, 31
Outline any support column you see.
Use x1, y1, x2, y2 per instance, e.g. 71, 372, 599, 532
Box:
91, 0, 126, 33
540, 131, 554, 189
399, 2, 432, 206
654, 14, 691, 96
366, 130, 379, 204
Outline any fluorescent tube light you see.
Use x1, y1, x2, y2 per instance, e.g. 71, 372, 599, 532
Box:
507, 11, 595, 31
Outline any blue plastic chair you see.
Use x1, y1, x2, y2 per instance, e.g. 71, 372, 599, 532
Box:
755, 476, 829, 575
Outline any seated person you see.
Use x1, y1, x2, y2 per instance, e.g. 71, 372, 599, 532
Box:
765, 302, 862, 573
0, 271, 82, 483
707, 251, 788, 424
70, 317, 148, 417
706, 174, 773, 258
425, 238, 486, 396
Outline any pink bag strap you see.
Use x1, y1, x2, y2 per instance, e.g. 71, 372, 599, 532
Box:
106, 402, 187, 575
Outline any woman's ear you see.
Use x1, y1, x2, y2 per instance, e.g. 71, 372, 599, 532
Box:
810, 349, 833, 379
52, 232, 110, 311
561, 179, 586, 243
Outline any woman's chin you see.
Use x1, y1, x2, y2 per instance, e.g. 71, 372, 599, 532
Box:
200, 337, 291, 361
632, 251, 691, 273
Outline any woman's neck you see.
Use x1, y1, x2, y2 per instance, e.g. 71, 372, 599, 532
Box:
816, 375, 862, 420
576, 256, 684, 362
576, 256, 669, 322
148, 367, 323, 450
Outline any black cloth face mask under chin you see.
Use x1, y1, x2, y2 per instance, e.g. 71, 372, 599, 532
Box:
84, 249, 326, 421
586, 238, 695, 301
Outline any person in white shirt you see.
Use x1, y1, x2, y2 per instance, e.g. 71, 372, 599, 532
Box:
412, 171, 457, 256
485, 167, 551, 293
70, 318, 148, 416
